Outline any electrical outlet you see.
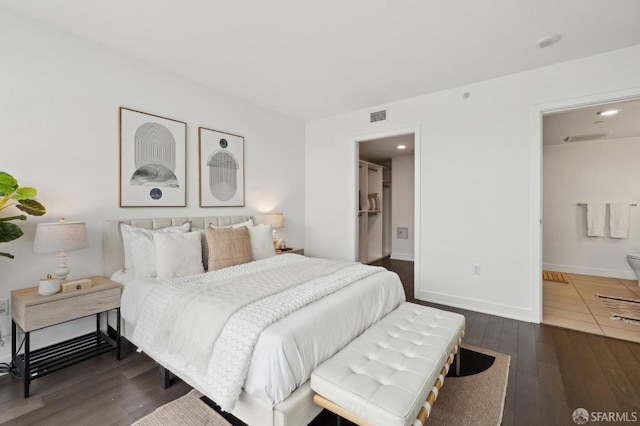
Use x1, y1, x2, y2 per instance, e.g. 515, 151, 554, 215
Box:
0, 298, 8, 316
472, 264, 481, 275
397, 227, 409, 239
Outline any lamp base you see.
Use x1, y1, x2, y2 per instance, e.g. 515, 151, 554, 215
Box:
54, 252, 70, 281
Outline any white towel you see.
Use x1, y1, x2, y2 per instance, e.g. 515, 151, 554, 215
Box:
610, 202, 630, 238
586, 202, 605, 237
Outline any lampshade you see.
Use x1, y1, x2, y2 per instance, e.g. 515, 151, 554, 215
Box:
34, 220, 89, 254
262, 212, 284, 229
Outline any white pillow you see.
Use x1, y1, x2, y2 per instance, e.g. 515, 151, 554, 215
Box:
210, 218, 254, 229
248, 223, 276, 260
154, 232, 205, 280
130, 234, 158, 278
120, 222, 191, 276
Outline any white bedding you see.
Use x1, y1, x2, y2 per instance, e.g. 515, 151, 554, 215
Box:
117, 254, 405, 408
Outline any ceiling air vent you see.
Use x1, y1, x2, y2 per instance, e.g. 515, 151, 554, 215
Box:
370, 109, 387, 123
563, 133, 610, 142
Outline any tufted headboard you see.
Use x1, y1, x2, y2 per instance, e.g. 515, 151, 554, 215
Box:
103, 215, 252, 277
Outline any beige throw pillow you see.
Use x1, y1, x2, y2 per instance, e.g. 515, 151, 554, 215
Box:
206, 226, 253, 271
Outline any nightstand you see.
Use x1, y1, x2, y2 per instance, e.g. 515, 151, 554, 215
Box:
275, 247, 304, 255
11, 276, 122, 397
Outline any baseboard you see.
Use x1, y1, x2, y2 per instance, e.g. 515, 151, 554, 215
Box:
543, 263, 636, 281
415, 289, 535, 323
390, 253, 415, 261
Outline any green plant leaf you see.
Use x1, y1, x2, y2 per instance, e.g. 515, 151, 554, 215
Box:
0, 215, 27, 223
16, 199, 46, 216
0, 221, 23, 243
11, 186, 37, 200
0, 172, 17, 185
0, 173, 44, 258
0, 185, 14, 195
0, 171, 18, 195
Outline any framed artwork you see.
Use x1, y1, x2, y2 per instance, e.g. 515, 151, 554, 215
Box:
198, 127, 245, 207
119, 107, 187, 207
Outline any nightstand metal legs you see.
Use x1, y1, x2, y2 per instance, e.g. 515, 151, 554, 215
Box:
11, 320, 31, 398
95, 307, 121, 360
23, 331, 30, 398
13, 308, 121, 397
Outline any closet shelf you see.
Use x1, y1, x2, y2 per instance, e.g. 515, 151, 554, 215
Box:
358, 160, 386, 264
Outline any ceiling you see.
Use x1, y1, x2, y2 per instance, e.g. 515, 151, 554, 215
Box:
2, 1, 640, 121
543, 98, 640, 145
359, 134, 415, 165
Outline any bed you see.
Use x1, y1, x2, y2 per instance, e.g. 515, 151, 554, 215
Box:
103, 216, 405, 426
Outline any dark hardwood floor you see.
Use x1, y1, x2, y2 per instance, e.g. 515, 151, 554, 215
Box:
1, 258, 639, 425
371, 258, 640, 426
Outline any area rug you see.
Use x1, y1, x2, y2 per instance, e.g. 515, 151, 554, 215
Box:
131, 344, 510, 426
427, 344, 510, 426
543, 270, 570, 283
597, 293, 640, 325
130, 390, 232, 426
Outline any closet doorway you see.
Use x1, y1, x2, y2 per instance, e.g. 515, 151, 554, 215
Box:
541, 97, 640, 343
356, 132, 416, 265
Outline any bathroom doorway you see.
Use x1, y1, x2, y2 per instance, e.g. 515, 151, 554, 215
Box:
541, 97, 640, 343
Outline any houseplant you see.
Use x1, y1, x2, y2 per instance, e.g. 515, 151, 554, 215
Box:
0, 171, 46, 259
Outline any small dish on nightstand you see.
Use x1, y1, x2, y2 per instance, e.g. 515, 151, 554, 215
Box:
38, 276, 60, 296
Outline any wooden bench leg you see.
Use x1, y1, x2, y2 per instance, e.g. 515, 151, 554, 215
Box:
159, 365, 171, 389
456, 348, 461, 376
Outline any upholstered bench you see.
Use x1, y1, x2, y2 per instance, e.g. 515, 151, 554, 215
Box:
311, 302, 465, 426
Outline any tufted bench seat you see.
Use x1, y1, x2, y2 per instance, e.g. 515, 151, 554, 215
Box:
311, 302, 465, 426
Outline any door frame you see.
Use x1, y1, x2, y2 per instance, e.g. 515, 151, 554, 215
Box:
354, 125, 421, 294
532, 88, 640, 323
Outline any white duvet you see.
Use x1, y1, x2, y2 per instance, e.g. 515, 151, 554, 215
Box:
119, 254, 405, 409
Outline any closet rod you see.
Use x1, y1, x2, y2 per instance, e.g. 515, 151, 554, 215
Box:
576, 203, 637, 206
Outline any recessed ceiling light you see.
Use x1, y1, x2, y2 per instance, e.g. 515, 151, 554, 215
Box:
536, 34, 561, 49
397, 145, 406, 150
597, 109, 620, 116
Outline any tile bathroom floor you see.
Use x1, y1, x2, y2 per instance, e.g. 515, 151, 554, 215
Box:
543, 273, 640, 343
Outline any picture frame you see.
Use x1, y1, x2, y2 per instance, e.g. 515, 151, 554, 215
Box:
119, 107, 187, 207
198, 127, 245, 207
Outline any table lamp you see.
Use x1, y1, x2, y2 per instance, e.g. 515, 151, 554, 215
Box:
262, 212, 284, 248
33, 218, 89, 281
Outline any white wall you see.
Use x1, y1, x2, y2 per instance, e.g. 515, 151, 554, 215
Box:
543, 136, 640, 279
0, 9, 305, 358
391, 156, 414, 261
305, 45, 640, 322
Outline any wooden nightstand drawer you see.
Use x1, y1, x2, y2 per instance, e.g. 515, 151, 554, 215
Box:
11, 276, 122, 332
15, 287, 120, 332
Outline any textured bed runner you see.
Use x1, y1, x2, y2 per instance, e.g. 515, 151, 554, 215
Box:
133, 255, 383, 411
